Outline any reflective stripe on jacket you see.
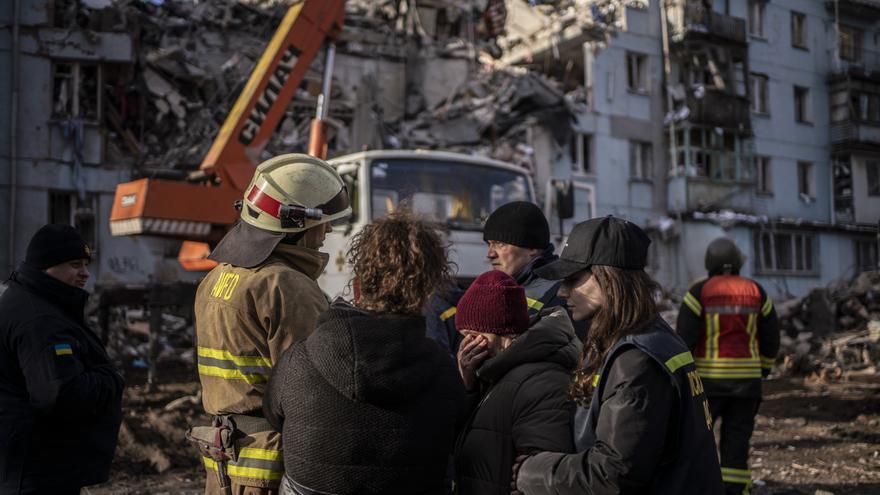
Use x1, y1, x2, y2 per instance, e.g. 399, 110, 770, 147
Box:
195, 243, 329, 487
677, 275, 780, 398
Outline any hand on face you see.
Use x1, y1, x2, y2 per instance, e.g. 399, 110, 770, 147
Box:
457, 333, 490, 391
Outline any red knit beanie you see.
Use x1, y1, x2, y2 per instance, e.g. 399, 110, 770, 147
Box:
456, 270, 529, 335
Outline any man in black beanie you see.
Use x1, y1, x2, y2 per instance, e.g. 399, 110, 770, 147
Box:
0, 224, 124, 494
483, 201, 587, 336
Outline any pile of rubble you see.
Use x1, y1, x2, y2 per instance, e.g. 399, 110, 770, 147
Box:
777, 271, 880, 381
70, 0, 532, 172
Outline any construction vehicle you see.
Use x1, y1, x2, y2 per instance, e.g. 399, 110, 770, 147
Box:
108, 0, 537, 298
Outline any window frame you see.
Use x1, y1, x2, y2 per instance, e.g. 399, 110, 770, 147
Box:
754, 230, 819, 276
626, 52, 649, 94
629, 140, 653, 182
48, 190, 100, 254
748, 0, 766, 39
790, 11, 807, 50
569, 133, 593, 175
797, 161, 815, 199
51, 60, 101, 123
755, 156, 772, 195
867, 160, 880, 196
794, 85, 811, 124
839, 24, 863, 63
854, 238, 878, 273
750, 73, 769, 115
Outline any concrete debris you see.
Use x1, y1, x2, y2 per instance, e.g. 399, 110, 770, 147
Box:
103, 306, 194, 369
777, 271, 880, 381
71, 0, 538, 172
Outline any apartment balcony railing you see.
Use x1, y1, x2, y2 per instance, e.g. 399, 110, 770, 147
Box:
665, 2, 747, 45
830, 119, 880, 146
832, 47, 880, 75
684, 88, 752, 131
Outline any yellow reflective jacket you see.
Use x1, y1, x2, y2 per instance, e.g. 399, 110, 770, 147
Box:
194, 243, 329, 488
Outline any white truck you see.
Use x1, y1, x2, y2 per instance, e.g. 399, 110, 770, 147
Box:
320, 149, 537, 298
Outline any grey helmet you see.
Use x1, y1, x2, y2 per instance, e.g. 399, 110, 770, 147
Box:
705, 237, 744, 276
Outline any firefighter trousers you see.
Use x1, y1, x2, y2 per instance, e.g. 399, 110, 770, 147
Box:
709, 396, 762, 495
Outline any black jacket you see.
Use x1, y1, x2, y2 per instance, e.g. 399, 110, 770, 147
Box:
516, 317, 723, 495
263, 301, 466, 495
454, 307, 580, 495
0, 264, 124, 494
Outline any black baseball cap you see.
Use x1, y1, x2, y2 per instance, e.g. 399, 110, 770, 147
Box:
534, 216, 651, 280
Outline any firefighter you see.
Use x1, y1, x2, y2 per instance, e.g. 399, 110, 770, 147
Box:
513, 216, 724, 495
194, 154, 350, 495
0, 224, 124, 494
676, 237, 780, 495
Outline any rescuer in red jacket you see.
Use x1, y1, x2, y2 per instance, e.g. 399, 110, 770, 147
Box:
677, 237, 780, 495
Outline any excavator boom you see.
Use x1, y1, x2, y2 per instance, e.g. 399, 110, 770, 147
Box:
109, 0, 345, 248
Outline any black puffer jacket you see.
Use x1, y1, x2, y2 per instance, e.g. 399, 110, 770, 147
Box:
454, 306, 580, 494
263, 301, 466, 495
0, 264, 124, 494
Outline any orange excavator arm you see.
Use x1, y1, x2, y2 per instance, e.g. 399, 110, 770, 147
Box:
110, 1, 345, 248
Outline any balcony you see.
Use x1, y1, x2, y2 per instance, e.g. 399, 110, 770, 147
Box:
666, 2, 747, 45
830, 120, 880, 148
831, 47, 880, 78
825, 0, 880, 21
683, 88, 751, 131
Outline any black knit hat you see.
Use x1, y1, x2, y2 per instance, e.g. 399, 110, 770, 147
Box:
482, 201, 549, 249
25, 224, 91, 269
535, 216, 650, 280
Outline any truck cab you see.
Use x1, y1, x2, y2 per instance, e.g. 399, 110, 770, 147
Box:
319, 149, 536, 298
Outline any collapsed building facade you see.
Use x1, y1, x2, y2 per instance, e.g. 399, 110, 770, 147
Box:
1, 0, 878, 301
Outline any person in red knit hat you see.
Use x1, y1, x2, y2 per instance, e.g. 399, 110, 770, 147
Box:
453, 270, 580, 495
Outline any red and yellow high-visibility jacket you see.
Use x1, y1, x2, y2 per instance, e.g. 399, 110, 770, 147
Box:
676, 275, 779, 398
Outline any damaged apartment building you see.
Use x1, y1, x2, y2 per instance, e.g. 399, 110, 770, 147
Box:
0, 0, 520, 289
499, 0, 880, 300
1, 0, 878, 301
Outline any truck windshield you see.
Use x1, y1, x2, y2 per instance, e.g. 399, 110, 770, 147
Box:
370, 158, 531, 230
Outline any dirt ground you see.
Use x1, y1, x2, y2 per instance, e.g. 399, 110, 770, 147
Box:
87, 370, 880, 495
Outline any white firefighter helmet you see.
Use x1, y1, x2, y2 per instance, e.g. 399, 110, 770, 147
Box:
209, 154, 351, 268
240, 153, 351, 233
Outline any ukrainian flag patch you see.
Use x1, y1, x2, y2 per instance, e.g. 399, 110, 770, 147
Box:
54, 344, 73, 356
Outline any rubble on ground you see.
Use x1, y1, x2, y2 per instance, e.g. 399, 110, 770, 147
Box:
777, 271, 880, 381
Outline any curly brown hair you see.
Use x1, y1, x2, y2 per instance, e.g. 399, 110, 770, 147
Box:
347, 211, 453, 315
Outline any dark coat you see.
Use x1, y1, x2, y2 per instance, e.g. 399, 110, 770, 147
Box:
516, 317, 724, 495
263, 301, 466, 495
0, 264, 124, 494
454, 306, 580, 495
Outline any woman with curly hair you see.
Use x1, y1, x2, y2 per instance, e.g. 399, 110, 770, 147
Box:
263, 212, 465, 495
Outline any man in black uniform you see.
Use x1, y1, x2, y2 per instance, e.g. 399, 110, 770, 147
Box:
0, 224, 124, 494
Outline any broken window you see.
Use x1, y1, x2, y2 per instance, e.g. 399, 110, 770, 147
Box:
750, 73, 769, 114
855, 239, 878, 273
791, 11, 807, 49
755, 156, 772, 194
867, 160, 880, 196
569, 133, 592, 174
754, 231, 816, 274
629, 141, 652, 181
839, 25, 863, 62
794, 85, 810, 123
748, 1, 765, 38
52, 61, 100, 121
49, 191, 98, 252
626, 52, 648, 93
797, 161, 814, 199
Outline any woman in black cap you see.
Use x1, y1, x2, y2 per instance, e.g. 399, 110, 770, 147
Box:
512, 216, 723, 495
0, 224, 124, 495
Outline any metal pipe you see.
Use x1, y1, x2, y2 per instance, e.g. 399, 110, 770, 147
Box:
9, 0, 21, 274
315, 43, 337, 120
659, 0, 678, 178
